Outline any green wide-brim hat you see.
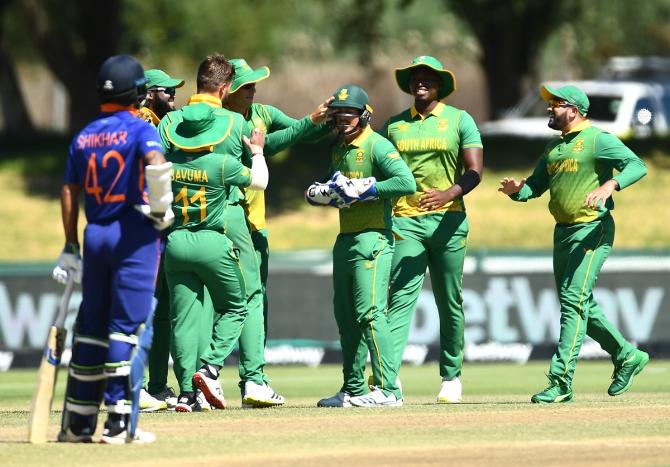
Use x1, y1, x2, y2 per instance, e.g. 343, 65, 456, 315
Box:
145, 69, 185, 89
540, 84, 590, 115
395, 55, 456, 100
229, 58, 270, 94
166, 104, 230, 151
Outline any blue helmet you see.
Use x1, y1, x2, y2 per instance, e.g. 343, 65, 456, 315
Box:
97, 55, 147, 105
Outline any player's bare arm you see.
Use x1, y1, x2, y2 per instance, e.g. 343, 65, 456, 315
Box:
584, 179, 618, 209
498, 177, 526, 195
419, 147, 483, 210
243, 127, 266, 154
310, 96, 335, 124
60, 183, 82, 245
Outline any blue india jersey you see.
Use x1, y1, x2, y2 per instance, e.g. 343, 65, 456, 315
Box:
65, 108, 162, 223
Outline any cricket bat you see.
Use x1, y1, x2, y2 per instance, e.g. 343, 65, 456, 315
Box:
27, 274, 75, 443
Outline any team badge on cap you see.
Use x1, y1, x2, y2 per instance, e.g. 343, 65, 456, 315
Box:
338, 88, 349, 101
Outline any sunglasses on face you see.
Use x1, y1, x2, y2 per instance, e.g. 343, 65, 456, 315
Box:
548, 99, 574, 109
151, 87, 176, 97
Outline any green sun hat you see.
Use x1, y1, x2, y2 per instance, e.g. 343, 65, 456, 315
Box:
166, 104, 230, 151
229, 58, 270, 94
144, 69, 185, 89
328, 84, 371, 111
541, 84, 590, 115
395, 55, 456, 100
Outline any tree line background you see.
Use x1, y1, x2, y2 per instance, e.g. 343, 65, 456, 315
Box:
0, 0, 669, 219
1, 0, 669, 134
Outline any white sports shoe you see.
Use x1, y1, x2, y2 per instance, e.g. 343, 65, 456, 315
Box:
196, 389, 213, 411
317, 391, 352, 408
151, 386, 178, 410
193, 369, 226, 409
139, 389, 168, 412
100, 428, 156, 445
437, 377, 462, 403
349, 387, 403, 408
242, 381, 285, 408
367, 375, 404, 400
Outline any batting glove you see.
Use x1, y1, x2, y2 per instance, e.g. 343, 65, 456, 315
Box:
53, 243, 82, 284
305, 181, 349, 208
329, 171, 378, 204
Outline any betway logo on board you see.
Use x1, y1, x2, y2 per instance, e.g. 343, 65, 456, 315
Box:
0, 282, 81, 350
408, 277, 665, 345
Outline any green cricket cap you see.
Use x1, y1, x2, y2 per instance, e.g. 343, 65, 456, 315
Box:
395, 55, 456, 100
165, 104, 230, 151
229, 59, 270, 94
144, 69, 185, 89
541, 84, 590, 115
328, 84, 372, 113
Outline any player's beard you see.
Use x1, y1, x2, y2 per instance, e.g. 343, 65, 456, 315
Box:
154, 97, 173, 120
548, 111, 568, 131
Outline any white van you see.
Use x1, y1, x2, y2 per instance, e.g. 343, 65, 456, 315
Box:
480, 80, 670, 139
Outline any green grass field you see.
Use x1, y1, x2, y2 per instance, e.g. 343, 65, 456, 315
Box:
1, 361, 669, 466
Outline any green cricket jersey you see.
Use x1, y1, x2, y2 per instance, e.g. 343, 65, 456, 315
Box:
331, 126, 416, 234
381, 102, 483, 217
167, 150, 252, 232
511, 121, 647, 224
159, 94, 251, 205
241, 103, 321, 231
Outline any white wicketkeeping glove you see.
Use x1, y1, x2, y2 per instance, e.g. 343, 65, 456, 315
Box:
53, 243, 82, 284
329, 171, 378, 204
305, 181, 349, 208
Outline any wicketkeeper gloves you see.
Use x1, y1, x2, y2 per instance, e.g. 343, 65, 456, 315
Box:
305, 172, 379, 208
329, 171, 378, 203
305, 181, 348, 208
52, 242, 82, 284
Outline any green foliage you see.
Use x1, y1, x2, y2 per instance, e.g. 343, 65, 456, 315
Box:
539, 0, 670, 79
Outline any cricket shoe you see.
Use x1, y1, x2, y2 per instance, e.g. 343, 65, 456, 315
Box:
349, 386, 403, 408
608, 349, 650, 396
531, 375, 574, 403
139, 388, 168, 412
242, 381, 285, 408
437, 377, 462, 404
368, 375, 404, 400
175, 392, 205, 413
100, 428, 156, 445
317, 391, 352, 408
192, 367, 226, 409
57, 428, 93, 443
151, 386, 178, 410
100, 414, 156, 444
196, 390, 213, 411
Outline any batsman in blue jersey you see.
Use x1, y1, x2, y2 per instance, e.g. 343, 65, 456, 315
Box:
54, 55, 174, 445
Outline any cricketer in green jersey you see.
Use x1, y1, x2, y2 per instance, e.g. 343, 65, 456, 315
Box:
158, 55, 287, 408
381, 56, 484, 403
309, 84, 416, 408
163, 99, 269, 412
222, 58, 331, 400
499, 84, 649, 403
137, 68, 184, 413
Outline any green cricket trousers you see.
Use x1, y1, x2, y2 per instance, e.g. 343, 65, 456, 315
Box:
333, 229, 400, 399
225, 203, 267, 387
164, 228, 247, 393
388, 211, 469, 380
549, 214, 634, 384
